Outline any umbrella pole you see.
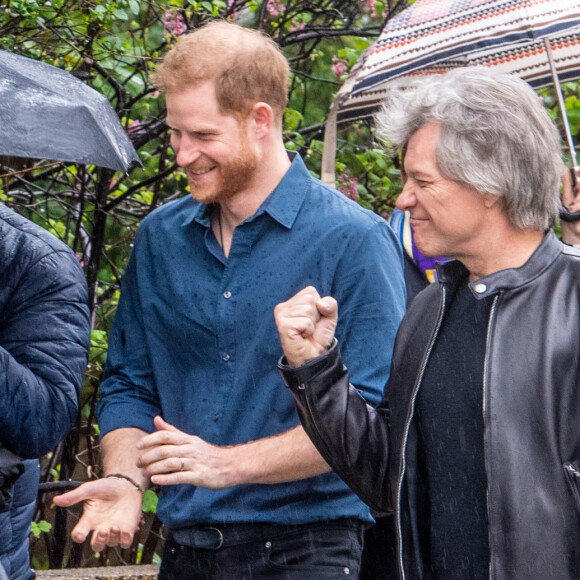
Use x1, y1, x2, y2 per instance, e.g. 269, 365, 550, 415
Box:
321, 95, 340, 187
544, 38, 579, 185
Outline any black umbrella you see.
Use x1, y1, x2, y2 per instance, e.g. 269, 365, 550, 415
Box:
0, 50, 140, 173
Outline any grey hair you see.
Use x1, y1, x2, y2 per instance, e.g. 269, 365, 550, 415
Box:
375, 67, 563, 230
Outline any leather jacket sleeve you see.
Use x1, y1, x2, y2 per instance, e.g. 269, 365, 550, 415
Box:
278, 341, 392, 513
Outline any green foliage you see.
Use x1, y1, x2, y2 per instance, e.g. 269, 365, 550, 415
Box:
90, 329, 109, 367
565, 93, 580, 137
30, 520, 52, 539
541, 81, 580, 167
142, 489, 159, 513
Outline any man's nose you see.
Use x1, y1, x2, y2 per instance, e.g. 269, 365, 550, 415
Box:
395, 182, 416, 211
174, 135, 201, 168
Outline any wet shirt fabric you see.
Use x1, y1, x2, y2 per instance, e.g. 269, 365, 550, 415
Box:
415, 281, 493, 579
97, 153, 406, 529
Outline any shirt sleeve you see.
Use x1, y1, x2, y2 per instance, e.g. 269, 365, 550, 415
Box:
97, 232, 162, 436
332, 218, 406, 405
0, 250, 90, 458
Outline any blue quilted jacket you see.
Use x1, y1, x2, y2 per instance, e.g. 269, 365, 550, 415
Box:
0, 204, 90, 579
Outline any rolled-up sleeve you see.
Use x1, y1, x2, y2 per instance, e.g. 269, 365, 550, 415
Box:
97, 237, 161, 437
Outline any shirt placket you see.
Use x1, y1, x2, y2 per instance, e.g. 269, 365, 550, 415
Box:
213, 222, 255, 425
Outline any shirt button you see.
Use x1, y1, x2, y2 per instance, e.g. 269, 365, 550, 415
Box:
473, 283, 487, 294
223, 291, 231, 299
222, 353, 230, 361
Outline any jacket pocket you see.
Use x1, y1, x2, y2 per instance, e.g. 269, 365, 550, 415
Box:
564, 463, 580, 513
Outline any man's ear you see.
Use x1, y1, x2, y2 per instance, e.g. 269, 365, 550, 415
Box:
482, 192, 504, 210
250, 102, 274, 139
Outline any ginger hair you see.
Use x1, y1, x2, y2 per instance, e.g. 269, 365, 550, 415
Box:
152, 21, 289, 123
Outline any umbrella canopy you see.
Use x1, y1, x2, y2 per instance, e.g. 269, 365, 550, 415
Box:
321, 0, 580, 185
338, 25, 580, 123
0, 50, 140, 173
338, 0, 580, 122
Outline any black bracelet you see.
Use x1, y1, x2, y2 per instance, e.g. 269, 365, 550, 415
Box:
105, 473, 144, 494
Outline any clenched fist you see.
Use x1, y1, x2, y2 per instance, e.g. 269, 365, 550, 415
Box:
274, 286, 338, 367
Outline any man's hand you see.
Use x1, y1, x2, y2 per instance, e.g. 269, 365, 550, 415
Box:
52, 478, 143, 552
274, 286, 338, 367
136, 416, 236, 489
561, 167, 580, 245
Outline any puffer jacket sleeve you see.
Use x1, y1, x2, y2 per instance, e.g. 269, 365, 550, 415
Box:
0, 215, 90, 459
278, 341, 393, 513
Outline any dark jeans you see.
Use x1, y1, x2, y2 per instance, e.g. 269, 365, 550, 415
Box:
360, 515, 398, 580
159, 519, 365, 579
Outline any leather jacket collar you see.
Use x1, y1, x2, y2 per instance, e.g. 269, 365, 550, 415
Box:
436, 232, 561, 298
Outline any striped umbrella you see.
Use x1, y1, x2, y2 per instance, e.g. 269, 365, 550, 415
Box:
337, 25, 580, 123
322, 0, 580, 184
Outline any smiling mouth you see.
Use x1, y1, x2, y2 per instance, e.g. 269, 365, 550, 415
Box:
190, 167, 214, 175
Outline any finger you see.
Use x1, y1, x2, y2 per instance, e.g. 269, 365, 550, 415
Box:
562, 168, 580, 208
91, 527, 111, 553
107, 525, 137, 549
120, 528, 136, 549
153, 415, 181, 433
137, 446, 177, 469
106, 525, 122, 548
53, 483, 92, 507
316, 296, 338, 319
138, 428, 187, 451
286, 316, 317, 340
563, 169, 574, 206
139, 453, 182, 474
571, 167, 580, 196
150, 470, 190, 487
279, 286, 321, 311
294, 285, 320, 300
70, 516, 94, 545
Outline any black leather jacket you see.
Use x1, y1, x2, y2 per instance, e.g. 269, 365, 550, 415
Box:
280, 233, 580, 580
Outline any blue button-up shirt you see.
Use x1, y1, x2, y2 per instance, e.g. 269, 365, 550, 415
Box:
97, 154, 406, 528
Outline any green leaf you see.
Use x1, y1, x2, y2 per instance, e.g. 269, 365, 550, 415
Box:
142, 489, 158, 514
30, 520, 52, 539
283, 108, 304, 132
129, 0, 140, 15
113, 9, 129, 21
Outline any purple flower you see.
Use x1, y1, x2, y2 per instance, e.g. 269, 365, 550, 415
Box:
337, 169, 359, 200
266, 0, 285, 17
163, 10, 187, 36
331, 56, 349, 79
359, 0, 377, 18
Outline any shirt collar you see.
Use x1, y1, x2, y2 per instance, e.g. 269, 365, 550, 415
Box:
180, 199, 210, 228
180, 152, 310, 230
258, 152, 309, 229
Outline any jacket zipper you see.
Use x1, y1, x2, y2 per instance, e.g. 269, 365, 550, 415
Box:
483, 295, 499, 580
565, 463, 580, 477
396, 285, 447, 580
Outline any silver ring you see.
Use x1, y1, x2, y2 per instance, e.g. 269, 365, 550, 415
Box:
179, 457, 185, 471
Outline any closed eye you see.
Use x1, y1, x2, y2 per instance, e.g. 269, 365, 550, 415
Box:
193, 132, 218, 141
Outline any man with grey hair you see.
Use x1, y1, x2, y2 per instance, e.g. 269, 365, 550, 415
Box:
274, 67, 580, 580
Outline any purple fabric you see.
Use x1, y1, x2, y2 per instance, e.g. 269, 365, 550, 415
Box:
412, 241, 447, 282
